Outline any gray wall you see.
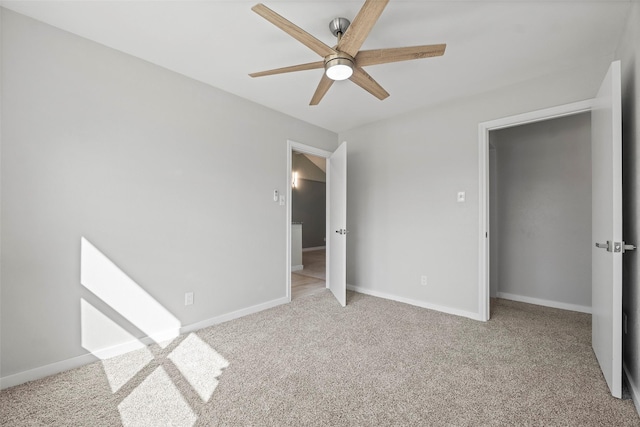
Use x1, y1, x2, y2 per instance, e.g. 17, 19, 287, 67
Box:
293, 153, 326, 183
292, 154, 326, 248
616, 1, 640, 405
340, 53, 613, 318
0, 10, 337, 380
292, 179, 326, 248
490, 113, 592, 310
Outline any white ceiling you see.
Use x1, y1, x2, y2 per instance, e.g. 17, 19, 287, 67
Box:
1, 0, 632, 133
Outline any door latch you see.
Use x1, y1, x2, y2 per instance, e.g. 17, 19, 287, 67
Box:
595, 240, 636, 253
621, 242, 636, 253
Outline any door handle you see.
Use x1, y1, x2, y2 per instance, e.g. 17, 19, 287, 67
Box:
335, 229, 349, 235
595, 242, 610, 250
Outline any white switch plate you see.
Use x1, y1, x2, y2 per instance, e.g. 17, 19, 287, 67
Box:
279, 195, 286, 206
421, 275, 428, 286
185, 292, 194, 306
457, 191, 466, 202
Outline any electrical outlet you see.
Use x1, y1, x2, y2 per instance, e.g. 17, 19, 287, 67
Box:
421, 275, 428, 286
185, 292, 194, 306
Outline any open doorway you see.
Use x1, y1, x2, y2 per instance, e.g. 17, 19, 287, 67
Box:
478, 62, 623, 398
478, 99, 594, 321
291, 150, 327, 299
488, 112, 592, 315
286, 140, 348, 306
286, 141, 334, 302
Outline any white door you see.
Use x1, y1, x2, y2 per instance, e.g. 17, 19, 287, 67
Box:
592, 60, 623, 398
328, 141, 347, 306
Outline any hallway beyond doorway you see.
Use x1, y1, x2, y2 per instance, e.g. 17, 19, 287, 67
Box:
291, 249, 326, 300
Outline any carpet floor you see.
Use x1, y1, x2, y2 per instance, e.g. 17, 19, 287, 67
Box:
1, 291, 638, 426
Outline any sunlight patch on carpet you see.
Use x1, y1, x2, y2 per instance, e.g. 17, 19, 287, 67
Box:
168, 333, 229, 402
118, 366, 197, 427
102, 348, 154, 393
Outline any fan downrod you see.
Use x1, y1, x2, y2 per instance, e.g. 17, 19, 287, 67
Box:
329, 17, 351, 38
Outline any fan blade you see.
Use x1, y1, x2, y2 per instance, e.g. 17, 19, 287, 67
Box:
356, 44, 446, 67
310, 74, 335, 105
337, 0, 389, 57
250, 61, 325, 78
252, 4, 335, 58
349, 67, 389, 100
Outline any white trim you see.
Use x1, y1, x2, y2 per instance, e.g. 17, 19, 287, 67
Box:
496, 292, 591, 314
287, 140, 332, 302
286, 144, 292, 302
347, 285, 483, 321
478, 123, 490, 321
291, 265, 303, 272
478, 99, 594, 321
289, 141, 333, 159
1, 353, 98, 390
325, 152, 332, 294
179, 296, 289, 334
624, 364, 640, 416
302, 246, 326, 252
86, 337, 154, 360
0, 296, 288, 390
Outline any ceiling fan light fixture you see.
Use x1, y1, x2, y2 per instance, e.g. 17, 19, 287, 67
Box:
325, 57, 354, 81
250, 1, 445, 105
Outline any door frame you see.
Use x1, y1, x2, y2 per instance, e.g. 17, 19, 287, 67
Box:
286, 140, 333, 302
477, 99, 594, 321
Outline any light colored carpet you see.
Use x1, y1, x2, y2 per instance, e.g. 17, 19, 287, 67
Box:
1, 292, 639, 426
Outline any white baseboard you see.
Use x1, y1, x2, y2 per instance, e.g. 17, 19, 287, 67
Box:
302, 246, 325, 252
291, 265, 304, 272
496, 292, 591, 314
347, 284, 483, 321
180, 296, 289, 334
0, 296, 289, 390
90, 333, 168, 361
624, 364, 640, 416
0, 352, 99, 390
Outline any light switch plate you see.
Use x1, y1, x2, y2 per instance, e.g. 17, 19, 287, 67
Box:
457, 191, 466, 202
185, 292, 194, 306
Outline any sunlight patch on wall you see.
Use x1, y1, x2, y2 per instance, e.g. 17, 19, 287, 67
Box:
80, 298, 146, 358
79, 237, 231, 424
81, 237, 180, 346
168, 333, 229, 402
118, 366, 197, 427
81, 298, 153, 392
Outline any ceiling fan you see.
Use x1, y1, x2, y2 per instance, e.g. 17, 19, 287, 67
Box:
249, 0, 446, 106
